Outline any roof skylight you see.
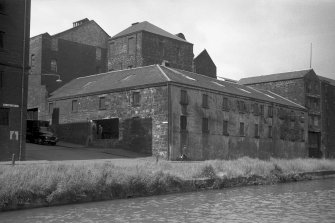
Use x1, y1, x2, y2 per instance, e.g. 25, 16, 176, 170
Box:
238, 88, 251, 94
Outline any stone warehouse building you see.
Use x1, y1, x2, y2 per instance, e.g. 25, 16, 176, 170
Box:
28, 18, 110, 121
47, 65, 308, 160
0, 0, 31, 161
239, 69, 335, 158
108, 21, 194, 72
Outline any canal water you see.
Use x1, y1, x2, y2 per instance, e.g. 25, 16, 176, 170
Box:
0, 178, 335, 223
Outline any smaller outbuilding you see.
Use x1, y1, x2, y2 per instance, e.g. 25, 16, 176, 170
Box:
48, 64, 308, 160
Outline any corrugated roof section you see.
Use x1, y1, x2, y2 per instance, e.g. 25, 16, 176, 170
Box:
49, 65, 306, 110
110, 21, 191, 43
238, 69, 313, 85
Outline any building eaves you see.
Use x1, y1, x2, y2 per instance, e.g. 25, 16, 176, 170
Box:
239, 69, 313, 85
318, 75, 335, 86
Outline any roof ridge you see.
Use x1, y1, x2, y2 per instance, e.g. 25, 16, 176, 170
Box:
156, 65, 171, 81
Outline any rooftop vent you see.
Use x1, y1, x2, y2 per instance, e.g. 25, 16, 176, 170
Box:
132, 22, 139, 26
161, 60, 170, 67
73, 18, 89, 27
175, 33, 186, 40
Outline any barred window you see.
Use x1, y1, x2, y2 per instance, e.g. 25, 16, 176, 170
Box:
253, 103, 259, 116
260, 105, 264, 116
237, 100, 247, 113
268, 106, 273, 117
51, 59, 57, 73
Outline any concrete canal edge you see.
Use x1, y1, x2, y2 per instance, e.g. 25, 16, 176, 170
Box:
1, 170, 335, 212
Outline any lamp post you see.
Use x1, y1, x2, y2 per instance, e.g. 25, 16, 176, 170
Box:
41, 73, 62, 83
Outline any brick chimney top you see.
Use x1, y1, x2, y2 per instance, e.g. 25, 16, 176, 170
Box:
73, 18, 89, 27
161, 60, 170, 67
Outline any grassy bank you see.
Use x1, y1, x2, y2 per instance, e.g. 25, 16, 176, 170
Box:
1, 157, 335, 211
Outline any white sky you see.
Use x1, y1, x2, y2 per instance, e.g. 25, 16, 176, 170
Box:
30, 0, 335, 80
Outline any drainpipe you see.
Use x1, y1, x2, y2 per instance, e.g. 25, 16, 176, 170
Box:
19, 0, 28, 161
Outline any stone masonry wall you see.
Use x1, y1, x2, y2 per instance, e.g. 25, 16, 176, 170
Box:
48, 85, 169, 158
170, 84, 308, 161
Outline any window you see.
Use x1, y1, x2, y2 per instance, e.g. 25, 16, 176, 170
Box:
109, 42, 115, 56
268, 126, 272, 138
51, 59, 57, 72
260, 105, 264, 116
268, 106, 273, 118
237, 100, 247, 113
72, 100, 78, 113
99, 97, 106, 110
239, 122, 245, 136
300, 129, 305, 141
180, 90, 188, 105
300, 112, 305, 123
202, 94, 208, 108
51, 39, 58, 51
313, 116, 319, 126
222, 97, 229, 111
180, 115, 187, 131
223, 120, 229, 135
128, 37, 135, 55
30, 54, 35, 69
132, 92, 140, 106
0, 31, 4, 49
202, 117, 209, 133
278, 108, 285, 120
127, 65, 133, 69
253, 103, 259, 116
255, 124, 259, 138
290, 111, 295, 121
0, 108, 9, 126
96, 48, 101, 60
48, 102, 53, 114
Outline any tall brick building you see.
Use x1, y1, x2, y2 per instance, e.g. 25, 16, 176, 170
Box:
108, 21, 194, 72
194, 49, 217, 79
47, 65, 308, 160
0, 0, 31, 161
28, 18, 110, 121
239, 69, 335, 158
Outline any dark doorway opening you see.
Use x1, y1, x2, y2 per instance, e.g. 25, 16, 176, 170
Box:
94, 118, 119, 139
308, 131, 322, 158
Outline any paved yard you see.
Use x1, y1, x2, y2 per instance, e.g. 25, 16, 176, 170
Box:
25, 142, 147, 161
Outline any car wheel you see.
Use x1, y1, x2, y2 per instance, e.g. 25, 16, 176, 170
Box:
51, 142, 56, 146
37, 138, 43, 144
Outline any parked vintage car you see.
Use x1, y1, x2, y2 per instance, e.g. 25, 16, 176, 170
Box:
26, 120, 58, 145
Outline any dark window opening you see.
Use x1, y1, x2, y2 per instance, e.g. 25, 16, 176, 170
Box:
239, 122, 245, 136
128, 65, 133, 69
0, 108, 9, 126
222, 97, 229, 111
202, 117, 209, 133
255, 124, 259, 138
180, 90, 188, 105
99, 97, 106, 110
180, 115, 187, 131
48, 103, 53, 114
72, 100, 78, 113
300, 112, 305, 123
202, 94, 209, 108
0, 31, 4, 49
237, 100, 247, 113
253, 103, 259, 116
0, 71, 3, 88
132, 92, 140, 106
268, 126, 272, 138
268, 106, 273, 118
223, 120, 229, 135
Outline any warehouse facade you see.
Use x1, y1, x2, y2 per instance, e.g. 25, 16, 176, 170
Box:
48, 65, 308, 160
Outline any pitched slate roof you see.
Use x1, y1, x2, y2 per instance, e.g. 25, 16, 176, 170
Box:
49, 65, 305, 110
238, 69, 314, 85
110, 21, 191, 44
318, 75, 335, 86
